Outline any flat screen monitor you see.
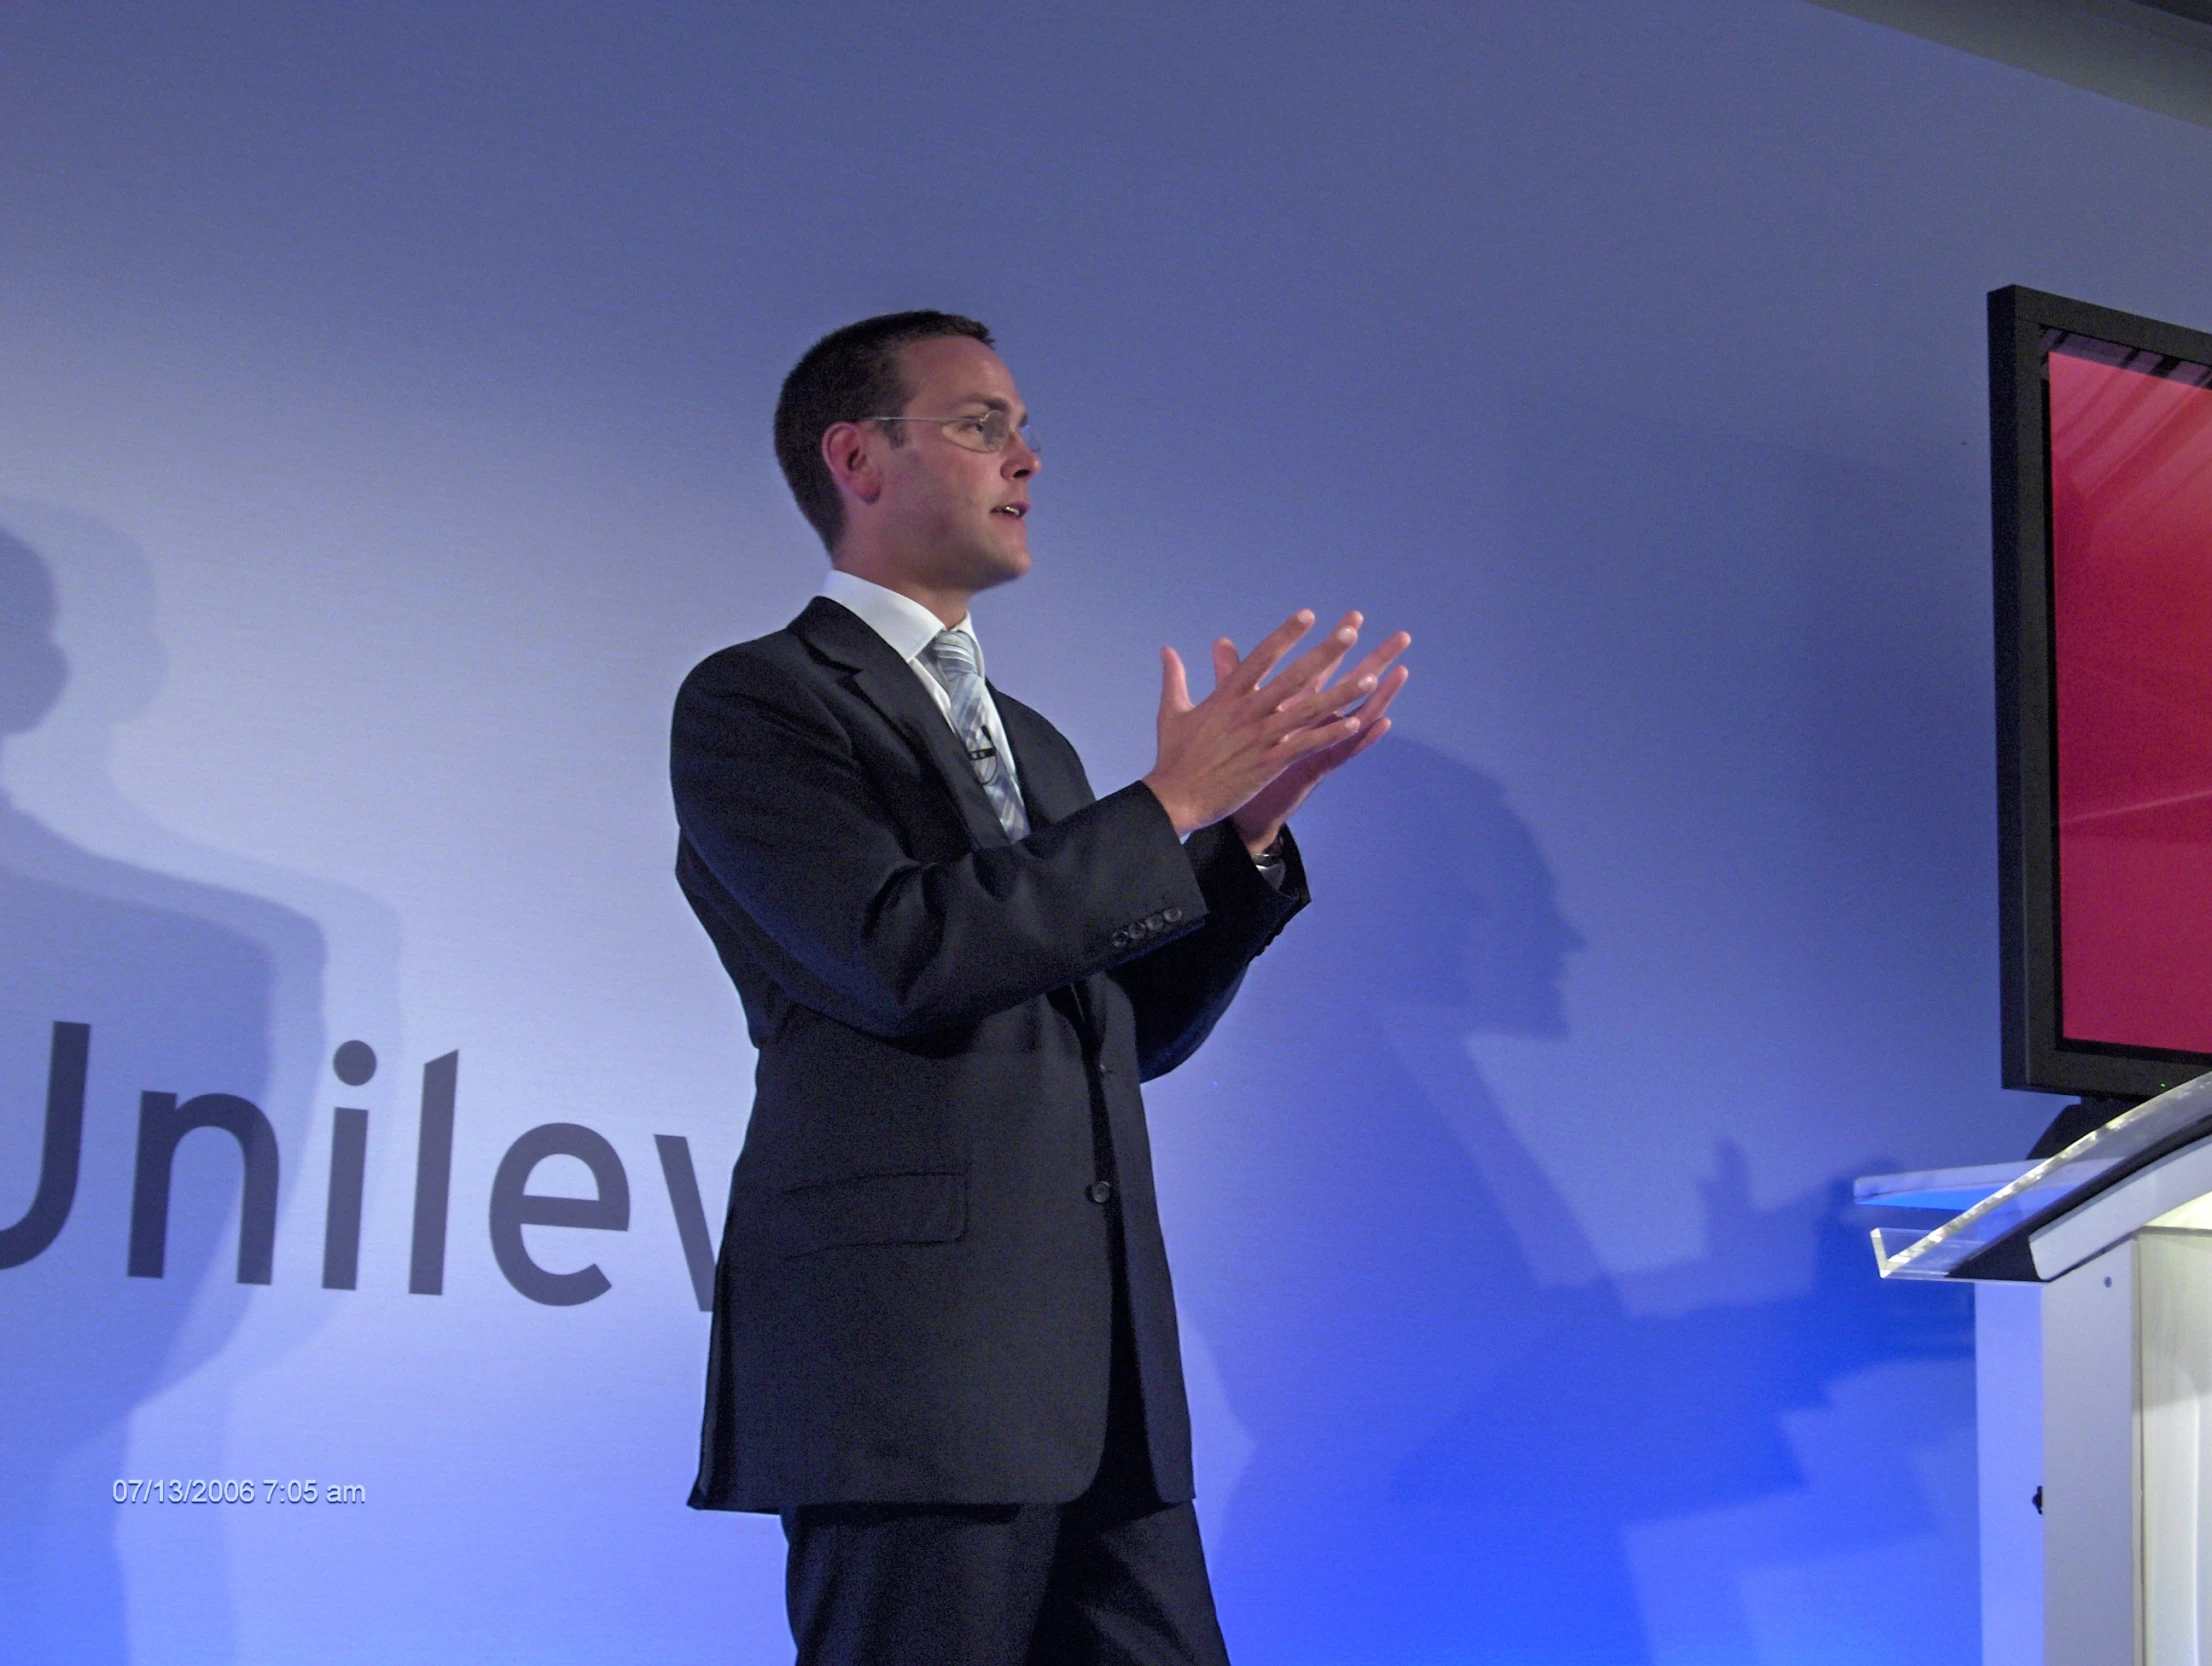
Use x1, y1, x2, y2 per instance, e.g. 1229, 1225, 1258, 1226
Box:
1992, 286, 2212, 1100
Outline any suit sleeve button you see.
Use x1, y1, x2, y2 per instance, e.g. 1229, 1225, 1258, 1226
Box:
1087, 1180, 1115, 1204
1164, 907, 1183, 923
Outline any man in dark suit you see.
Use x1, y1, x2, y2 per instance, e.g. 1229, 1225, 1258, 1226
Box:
672, 311, 1408, 1665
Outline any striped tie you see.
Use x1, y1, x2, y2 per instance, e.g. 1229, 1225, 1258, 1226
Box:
922, 630, 1029, 838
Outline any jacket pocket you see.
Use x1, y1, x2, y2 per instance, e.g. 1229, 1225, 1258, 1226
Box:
773, 1170, 967, 1259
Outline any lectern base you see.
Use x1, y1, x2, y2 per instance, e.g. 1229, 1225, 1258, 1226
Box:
1975, 1229, 2212, 1665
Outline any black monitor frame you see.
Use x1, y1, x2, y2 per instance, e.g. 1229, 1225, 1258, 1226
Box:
1991, 284, 2212, 1100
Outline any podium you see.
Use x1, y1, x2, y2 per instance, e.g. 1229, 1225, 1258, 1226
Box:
1861, 1071, 2212, 1665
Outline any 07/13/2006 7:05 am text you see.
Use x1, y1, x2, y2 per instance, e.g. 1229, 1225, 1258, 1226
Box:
112, 1479, 366, 1504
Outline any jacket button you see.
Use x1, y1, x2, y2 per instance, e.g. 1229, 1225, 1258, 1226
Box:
1143, 912, 1164, 931
1109, 930, 1128, 949
1163, 907, 1182, 923
1087, 1180, 1114, 1204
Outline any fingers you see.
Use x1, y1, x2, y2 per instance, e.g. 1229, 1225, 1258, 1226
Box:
1270, 660, 1407, 759
1258, 615, 1408, 721
1337, 630, 1410, 693
1220, 611, 1402, 709
1225, 610, 1317, 695
1261, 611, 1363, 706
1210, 636, 1238, 692
1289, 626, 1405, 710
1349, 714, 1392, 750
1276, 623, 1406, 723
1331, 714, 1392, 765
1273, 663, 1379, 731
1278, 712, 1366, 760
1315, 663, 1407, 743
1204, 610, 1407, 748
1159, 645, 1192, 716
1353, 662, 1410, 725
1310, 665, 1408, 765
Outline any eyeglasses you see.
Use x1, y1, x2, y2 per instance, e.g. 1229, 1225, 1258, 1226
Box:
873, 409, 1040, 456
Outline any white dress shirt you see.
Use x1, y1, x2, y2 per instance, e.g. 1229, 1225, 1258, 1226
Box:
817, 569, 1026, 820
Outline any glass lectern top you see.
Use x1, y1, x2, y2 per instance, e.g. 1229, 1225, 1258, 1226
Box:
1872, 1068, 2212, 1280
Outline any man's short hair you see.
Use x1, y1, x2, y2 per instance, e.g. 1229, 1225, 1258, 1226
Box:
774, 311, 995, 550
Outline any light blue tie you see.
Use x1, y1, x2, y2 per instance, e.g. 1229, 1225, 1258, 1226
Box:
922, 630, 1029, 839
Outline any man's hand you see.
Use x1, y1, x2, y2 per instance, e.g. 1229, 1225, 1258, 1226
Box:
1228, 628, 1408, 854
1140, 609, 1409, 843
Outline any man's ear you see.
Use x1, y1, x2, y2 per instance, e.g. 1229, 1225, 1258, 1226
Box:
821, 421, 886, 509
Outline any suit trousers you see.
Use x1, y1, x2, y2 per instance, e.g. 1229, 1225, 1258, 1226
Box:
780, 1217, 1231, 1666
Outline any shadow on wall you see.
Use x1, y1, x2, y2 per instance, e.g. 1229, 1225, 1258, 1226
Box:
1166, 739, 1974, 1664
0, 521, 324, 1665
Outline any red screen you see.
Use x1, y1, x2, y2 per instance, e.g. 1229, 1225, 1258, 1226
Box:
2050, 348, 2212, 1054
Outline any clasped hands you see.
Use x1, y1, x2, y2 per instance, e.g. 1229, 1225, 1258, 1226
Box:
1141, 610, 1412, 857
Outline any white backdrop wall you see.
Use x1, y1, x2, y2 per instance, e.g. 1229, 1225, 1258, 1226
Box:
4, 3, 2211, 1661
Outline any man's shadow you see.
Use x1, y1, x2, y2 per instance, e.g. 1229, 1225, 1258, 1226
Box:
0, 517, 327, 1664
1157, 739, 1973, 1662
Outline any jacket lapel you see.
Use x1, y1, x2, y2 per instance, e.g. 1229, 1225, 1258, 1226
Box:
790, 597, 1011, 850
993, 695, 1086, 830
992, 691, 1116, 1043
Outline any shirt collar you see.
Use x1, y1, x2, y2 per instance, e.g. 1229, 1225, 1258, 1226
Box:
818, 569, 985, 673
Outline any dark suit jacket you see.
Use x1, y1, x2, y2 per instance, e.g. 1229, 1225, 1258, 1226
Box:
672, 596, 1306, 1511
